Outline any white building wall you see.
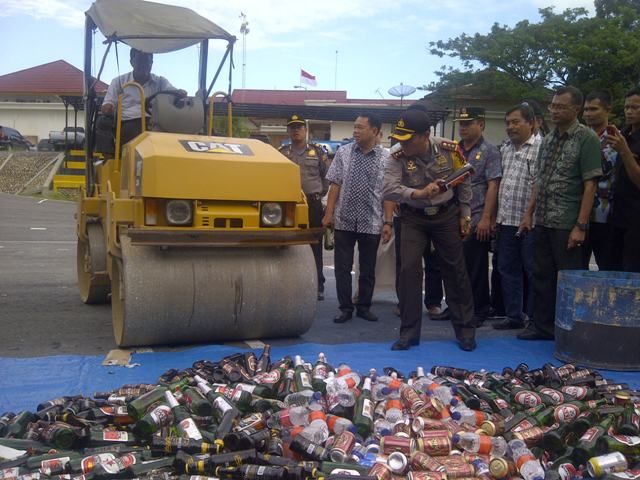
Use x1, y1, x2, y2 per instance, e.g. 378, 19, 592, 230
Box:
0, 102, 85, 143
330, 120, 395, 148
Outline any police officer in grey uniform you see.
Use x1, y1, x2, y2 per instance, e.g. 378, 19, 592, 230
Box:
279, 114, 329, 300
383, 109, 477, 351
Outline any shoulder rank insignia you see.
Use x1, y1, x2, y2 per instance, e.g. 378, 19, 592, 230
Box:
440, 140, 459, 151
406, 159, 417, 171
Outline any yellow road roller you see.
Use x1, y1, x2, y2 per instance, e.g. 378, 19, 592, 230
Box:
77, 0, 321, 346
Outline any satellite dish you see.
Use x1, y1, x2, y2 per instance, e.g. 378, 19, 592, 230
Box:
388, 83, 416, 106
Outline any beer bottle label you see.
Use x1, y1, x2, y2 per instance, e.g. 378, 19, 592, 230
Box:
561, 386, 588, 399
179, 418, 203, 441
611, 435, 640, 446
554, 404, 580, 423
313, 364, 328, 381
579, 426, 599, 443
299, 372, 312, 389
149, 405, 172, 427
236, 383, 256, 394
539, 388, 564, 404
99, 453, 136, 474
495, 398, 510, 410
362, 399, 373, 420
213, 396, 233, 415
40, 457, 70, 475
102, 430, 130, 442
1, 468, 21, 479
558, 463, 580, 480
514, 391, 542, 407
99, 407, 114, 416
81, 453, 116, 474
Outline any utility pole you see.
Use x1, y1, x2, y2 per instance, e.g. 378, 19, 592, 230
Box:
239, 12, 249, 88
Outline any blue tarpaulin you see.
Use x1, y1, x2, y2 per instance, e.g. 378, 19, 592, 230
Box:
2, 339, 639, 413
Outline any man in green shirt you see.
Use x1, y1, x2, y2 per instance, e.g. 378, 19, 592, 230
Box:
518, 86, 602, 340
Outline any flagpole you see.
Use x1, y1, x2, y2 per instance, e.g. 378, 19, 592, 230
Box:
334, 50, 338, 90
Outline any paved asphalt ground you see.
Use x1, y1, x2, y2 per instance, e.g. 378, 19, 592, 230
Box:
0, 192, 519, 359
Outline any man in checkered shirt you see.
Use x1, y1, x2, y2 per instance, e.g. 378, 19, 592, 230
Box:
323, 114, 390, 324
493, 104, 541, 330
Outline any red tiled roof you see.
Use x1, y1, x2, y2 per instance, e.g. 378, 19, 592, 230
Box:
0, 60, 108, 95
230, 89, 407, 107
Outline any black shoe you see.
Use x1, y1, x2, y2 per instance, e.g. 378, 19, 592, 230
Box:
427, 306, 450, 320
458, 338, 477, 351
517, 326, 554, 340
493, 318, 525, 330
488, 307, 506, 319
317, 291, 324, 301
473, 315, 487, 328
333, 311, 352, 324
356, 309, 378, 322
391, 338, 419, 350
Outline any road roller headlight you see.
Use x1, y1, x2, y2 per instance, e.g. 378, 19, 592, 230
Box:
261, 202, 283, 227
166, 200, 193, 226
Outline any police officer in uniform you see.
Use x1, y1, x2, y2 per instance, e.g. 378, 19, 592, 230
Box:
383, 109, 477, 351
279, 114, 329, 300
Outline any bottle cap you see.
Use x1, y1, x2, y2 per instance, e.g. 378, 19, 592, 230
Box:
451, 433, 460, 444
451, 411, 461, 420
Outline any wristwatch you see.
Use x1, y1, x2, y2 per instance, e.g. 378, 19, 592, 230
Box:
576, 222, 589, 231
384, 221, 393, 227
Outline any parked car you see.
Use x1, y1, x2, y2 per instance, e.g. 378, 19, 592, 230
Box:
280, 138, 351, 159
37, 139, 56, 152
49, 126, 85, 149
0, 126, 33, 150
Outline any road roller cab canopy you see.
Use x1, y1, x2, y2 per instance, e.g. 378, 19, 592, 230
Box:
85, 0, 235, 53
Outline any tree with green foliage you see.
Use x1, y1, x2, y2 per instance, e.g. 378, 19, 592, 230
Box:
425, 2, 640, 113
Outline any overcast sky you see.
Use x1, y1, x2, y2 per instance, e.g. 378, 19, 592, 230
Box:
1, 0, 594, 100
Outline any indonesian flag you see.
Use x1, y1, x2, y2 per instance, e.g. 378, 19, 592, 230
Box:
300, 69, 317, 87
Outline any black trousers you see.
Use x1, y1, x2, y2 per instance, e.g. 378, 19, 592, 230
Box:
307, 195, 325, 291
398, 205, 475, 342
490, 248, 505, 316
334, 229, 381, 312
611, 226, 640, 273
393, 217, 444, 309
584, 222, 620, 271
532, 226, 585, 337
463, 232, 491, 321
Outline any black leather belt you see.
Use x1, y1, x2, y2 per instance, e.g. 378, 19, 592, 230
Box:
401, 198, 455, 217
307, 193, 323, 202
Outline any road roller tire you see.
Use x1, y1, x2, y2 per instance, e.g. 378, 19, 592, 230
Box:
77, 223, 110, 304
111, 236, 318, 347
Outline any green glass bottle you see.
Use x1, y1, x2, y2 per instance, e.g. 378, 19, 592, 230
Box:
572, 415, 615, 464
132, 402, 172, 438
596, 434, 640, 456
40, 421, 78, 449
353, 377, 373, 438
164, 390, 203, 441
5, 411, 36, 438
195, 380, 239, 422
616, 402, 640, 436
182, 387, 214, 417
126, 386, 168, 421
293, 355, 313, 392
311, 353, 332, 394
277, 369, 295, 401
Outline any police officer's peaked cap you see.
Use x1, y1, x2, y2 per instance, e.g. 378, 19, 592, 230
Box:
389, 109, 431, 141
453, 106, 485, 122
286, 114, 306, 126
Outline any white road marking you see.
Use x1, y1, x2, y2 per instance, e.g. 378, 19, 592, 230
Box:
245, 340, 266, 349
38, 199, 47, 204
29, 227, 47, 231
0, 240, 75, 244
